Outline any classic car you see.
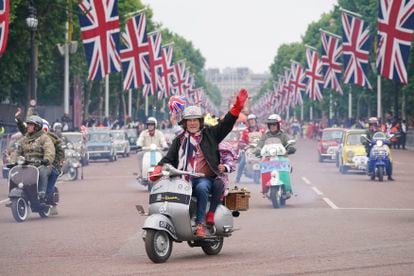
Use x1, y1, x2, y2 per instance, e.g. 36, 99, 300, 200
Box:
86, 129, 117, 161
317, 128, 344, 162
110, 130, 131, 157
337, 129, 367, 174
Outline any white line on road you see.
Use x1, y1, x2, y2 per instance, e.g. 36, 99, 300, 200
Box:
312, 186, 324, 196
0, 198, 10, 204
301, 176, 311, 185
339, 207, 414, 211
323, 197, 339, 209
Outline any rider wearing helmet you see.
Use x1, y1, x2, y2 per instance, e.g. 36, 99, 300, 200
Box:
363, 117, 394, 181
14, 110, 65, 204
235, 113, 264, 183
136, 117, 168, 180
150, 89, 249, 237
12, 115, 55, 199
255, 114, 296, 155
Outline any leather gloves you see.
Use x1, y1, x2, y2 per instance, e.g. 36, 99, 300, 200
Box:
230, 89, 249, 116
149, 165, 163, 182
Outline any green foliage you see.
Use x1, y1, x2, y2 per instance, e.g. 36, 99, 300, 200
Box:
261, 0, 414, 121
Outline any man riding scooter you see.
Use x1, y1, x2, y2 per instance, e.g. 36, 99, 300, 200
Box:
235, 113, 264, 184
363, 117, 394, 181
136, 117, 168, 181
150, 89, 248, 237
11, 116, 55, 201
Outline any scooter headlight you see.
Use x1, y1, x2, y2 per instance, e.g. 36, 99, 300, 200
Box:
18, 182, 24, 189
269, 148, 277, 157
150, 144, 157, 151
376, 140, 384, 147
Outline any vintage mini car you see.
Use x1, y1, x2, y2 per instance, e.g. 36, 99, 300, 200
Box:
317, 128, 344, 162
337, 129, 367, 174
110, 130, 131, 157
62, 131, 89, 165
86, 129, 117, 162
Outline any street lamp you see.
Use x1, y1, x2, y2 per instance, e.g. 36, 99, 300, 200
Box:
26, 3, 38, 109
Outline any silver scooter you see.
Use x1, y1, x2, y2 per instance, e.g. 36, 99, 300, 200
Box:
137, 164, 238, 263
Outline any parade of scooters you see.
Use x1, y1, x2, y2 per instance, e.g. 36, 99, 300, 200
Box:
1, 0, 414, 275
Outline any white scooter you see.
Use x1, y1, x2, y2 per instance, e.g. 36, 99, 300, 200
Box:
136, 164, 237, 263
137, 144, 164, 191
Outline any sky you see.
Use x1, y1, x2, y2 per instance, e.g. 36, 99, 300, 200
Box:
142, 0, 338, 74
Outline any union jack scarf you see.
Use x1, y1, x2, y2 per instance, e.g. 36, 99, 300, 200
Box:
178, 131, 202, 178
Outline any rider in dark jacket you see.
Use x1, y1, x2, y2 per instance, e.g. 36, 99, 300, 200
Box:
150, 89, 248, 237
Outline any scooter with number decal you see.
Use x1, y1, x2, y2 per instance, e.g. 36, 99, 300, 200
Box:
136, 164, 238, 263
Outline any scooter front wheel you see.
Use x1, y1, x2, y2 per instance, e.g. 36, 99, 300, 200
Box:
377, 166, 384, 182
270, 186, 282, 209
201, 237, 224, 255
144, 229, 173, 263
11, 197, 28, 222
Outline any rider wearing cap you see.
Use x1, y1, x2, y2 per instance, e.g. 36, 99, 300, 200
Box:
12, 115, 55, 199
150, 89, 248, 237
236, 113, 264, 183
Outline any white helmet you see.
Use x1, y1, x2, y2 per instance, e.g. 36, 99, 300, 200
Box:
182, 105, 203, 120
146, 117, 158, 128
247, 114, 257, 120
42, 119, 50, 132
266, 114, 282, 124
53, 122, 62, 132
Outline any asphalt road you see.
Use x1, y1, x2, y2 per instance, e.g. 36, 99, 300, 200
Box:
1, 138, 414, 275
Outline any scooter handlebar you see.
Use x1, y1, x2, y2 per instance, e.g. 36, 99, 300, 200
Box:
163, 164, 205, 178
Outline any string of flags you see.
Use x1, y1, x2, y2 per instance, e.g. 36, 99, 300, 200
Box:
252, 1, 414, 118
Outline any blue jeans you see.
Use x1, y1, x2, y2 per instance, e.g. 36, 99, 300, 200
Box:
46, 167, 59, 196
191, 177, 214, 224
236, 152, 246, 183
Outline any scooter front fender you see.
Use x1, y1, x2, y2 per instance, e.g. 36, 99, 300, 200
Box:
143, 214, 178, 241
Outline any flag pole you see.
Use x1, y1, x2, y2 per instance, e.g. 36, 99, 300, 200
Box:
339, 7, 363, 18
348, 85, 352, 120
128, 89, 132, 118
105, 75, 109, 119
319, 28, 342, 40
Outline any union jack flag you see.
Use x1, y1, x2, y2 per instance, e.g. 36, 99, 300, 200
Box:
172, 61, 187, 95
120, 12, 151, 90
341, 10, 372, 89
160, 44, 175, 98
78, 0, 121, 81
305, 47, 324, 101
168, 95, 186, 114
320, 30, 343, 94
147, 31, 164, 98
377, 0, 414, 84
0, 0, 9, 57
290, 61, 306, 106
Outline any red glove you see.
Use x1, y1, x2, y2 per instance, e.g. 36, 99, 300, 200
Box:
230, 89, 249, 116
149, 165, 163, 182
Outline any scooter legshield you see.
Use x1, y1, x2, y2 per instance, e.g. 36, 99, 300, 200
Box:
143, 213, 178, 241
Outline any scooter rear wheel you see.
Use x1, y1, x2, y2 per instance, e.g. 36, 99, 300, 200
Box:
11, 197, 28, 222
39, 205, 51, 218
144, 229, 173, 263
201, 237, 224, 255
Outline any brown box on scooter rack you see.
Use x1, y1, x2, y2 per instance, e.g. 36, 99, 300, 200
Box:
225, 187, 250, 211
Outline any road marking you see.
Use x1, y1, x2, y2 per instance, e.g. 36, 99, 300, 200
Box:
339, 207, 414, 211
312, 186, 323, 196
323, 197, 339, 209
0, 199, 10, 204
301, 176, 311, 185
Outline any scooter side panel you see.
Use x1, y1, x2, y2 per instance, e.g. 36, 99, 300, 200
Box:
214, 205, 234, 235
